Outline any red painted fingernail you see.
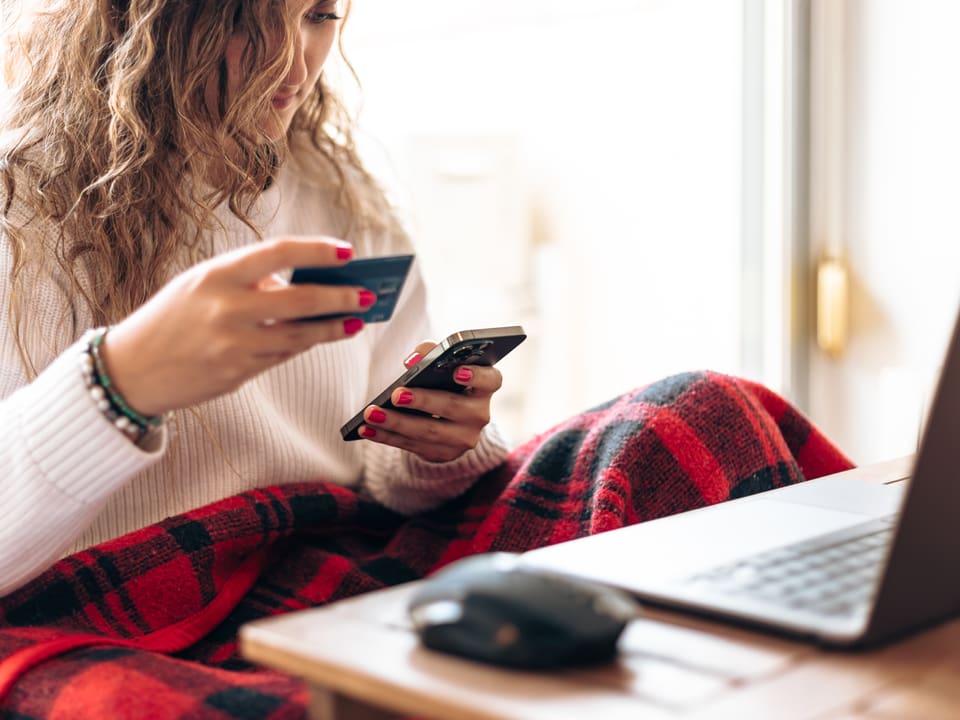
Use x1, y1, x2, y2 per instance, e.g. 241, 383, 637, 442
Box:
358, 290, 377, 308
403, 351, 423, 367
396, 391, 414, 406
360, 426, 377, 438
343, 318, 364, 335
368, 408, 387, 423
455, 367, 473, 383
336, 244, 353, 261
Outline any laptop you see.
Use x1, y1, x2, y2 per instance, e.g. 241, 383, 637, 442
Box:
521, 306, 960, 648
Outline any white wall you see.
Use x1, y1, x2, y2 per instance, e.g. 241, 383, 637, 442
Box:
334, 0, 747, 444
808, 0, 960, 463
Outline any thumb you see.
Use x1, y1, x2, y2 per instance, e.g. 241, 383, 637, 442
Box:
404, 341, 437, 368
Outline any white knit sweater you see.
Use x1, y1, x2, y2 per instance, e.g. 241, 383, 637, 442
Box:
0, 155, 510, 596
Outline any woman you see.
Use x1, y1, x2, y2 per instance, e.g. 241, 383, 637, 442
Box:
0, 0, 510, 596
0, 5, 855, 717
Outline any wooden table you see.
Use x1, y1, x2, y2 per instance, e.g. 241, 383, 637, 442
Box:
240, 457, 960, 720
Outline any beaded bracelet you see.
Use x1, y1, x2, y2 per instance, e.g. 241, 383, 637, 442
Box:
80, 327, 166, 441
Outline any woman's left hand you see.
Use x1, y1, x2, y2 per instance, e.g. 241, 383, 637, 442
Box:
358, 341, 502, 462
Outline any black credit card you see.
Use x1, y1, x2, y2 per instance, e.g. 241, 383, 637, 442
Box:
290, 254, 414, 323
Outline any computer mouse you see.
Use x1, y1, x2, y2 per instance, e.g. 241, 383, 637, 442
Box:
408, 552, 641, 670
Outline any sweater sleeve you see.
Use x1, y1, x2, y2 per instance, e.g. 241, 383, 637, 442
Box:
358, 256, 511, 514
0, 221, 165, 595
0, 339, 166, 594
362, 422, 510, 514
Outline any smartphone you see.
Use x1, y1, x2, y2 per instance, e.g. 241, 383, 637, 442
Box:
290, 254, 414, 323
341, 325, 527, 441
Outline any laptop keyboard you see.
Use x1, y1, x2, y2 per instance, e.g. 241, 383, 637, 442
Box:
683, 515, 897, 618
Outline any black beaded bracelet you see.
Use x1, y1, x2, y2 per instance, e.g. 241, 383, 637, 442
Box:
81, 327, 166, 441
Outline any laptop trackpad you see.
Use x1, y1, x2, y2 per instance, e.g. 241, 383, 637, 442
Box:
768, 475, 905, 516
523, 498, 882, 587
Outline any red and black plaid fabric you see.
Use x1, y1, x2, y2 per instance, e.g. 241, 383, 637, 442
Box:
0, 372, 852, 719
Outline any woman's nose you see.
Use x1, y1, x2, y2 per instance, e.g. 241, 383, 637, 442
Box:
284, 31, 308, 87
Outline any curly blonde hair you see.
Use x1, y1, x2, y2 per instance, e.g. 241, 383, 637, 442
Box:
0, 0, 392, 371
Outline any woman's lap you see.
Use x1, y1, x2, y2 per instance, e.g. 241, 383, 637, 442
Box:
0, 371, 852, 719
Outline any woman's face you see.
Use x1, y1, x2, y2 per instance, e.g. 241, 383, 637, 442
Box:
213, 0, 342, 139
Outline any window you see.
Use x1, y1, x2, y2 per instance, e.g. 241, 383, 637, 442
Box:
334, 0, 795, 443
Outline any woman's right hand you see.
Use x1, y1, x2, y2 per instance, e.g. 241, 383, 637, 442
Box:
98, 237, 373, 417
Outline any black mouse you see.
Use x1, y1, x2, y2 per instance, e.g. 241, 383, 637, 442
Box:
408, 552, 641, 670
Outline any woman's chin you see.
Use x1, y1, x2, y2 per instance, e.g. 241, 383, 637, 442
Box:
262, 116, 294, 142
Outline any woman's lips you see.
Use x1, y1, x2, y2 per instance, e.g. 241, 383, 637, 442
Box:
272, 94, 295, 110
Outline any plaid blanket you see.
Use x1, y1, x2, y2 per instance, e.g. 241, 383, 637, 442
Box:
0, 372, 852, 719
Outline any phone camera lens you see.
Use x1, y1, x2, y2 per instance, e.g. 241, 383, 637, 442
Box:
438, 341, 493, 370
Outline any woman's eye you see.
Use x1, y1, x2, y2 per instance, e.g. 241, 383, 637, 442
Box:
306, 11, 340, 24
305, 2, 341, 24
